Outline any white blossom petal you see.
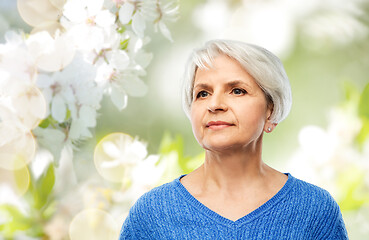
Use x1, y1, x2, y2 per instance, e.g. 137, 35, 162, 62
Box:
36, 33, 76, 72
63, 0, 87, 23
100, 159, 122, 169
0, 46, 36, 86
79, 105, 96, 127
122, 76, 148, 97
95, 10, 116, 28
26, 31, 54, 57
119, 3, 135, 25
158, 21, 173, 42
33, 127, 65, 162
80, 126, 92, 138
12, 86, 47, 130
135, 51, 153, 69
102, 141, 122, 159
51, 95, 66, 122
67, 25, 104, 52
94, 133, 149, 183
68, 119, 82, 139
41, 89, 52, 116
110, 86, 127, 111
60, 86, 75, 104
69, 119, 93, 139
4, 30, 23, 45
109, 50, 130, 70
85, 0, 104, 17
95, 63, 114, 86
132, 12, 146, 38
68, 103, 78, 120
36, 74, 54, 88
131, 155, 163, 186
130, 138, 147, 159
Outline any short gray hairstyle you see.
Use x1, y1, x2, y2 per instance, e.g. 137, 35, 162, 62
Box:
182, 39, 292, 123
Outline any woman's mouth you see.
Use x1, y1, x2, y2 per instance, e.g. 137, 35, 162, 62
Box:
206, 121, 234, 130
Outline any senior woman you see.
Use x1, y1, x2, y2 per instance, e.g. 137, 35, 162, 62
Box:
120, 39, 348, 239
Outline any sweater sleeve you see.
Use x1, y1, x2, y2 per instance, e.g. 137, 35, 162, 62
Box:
119, 191, 155, 240
315, 192, 349, 240
300, 182, 349, 240
326, 211, 349, 240
119, 212, 137, 240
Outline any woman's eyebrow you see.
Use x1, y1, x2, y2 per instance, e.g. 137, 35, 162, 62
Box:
226, 80, 250, 88
193, 81, 251, 90
193, 83, 211, 90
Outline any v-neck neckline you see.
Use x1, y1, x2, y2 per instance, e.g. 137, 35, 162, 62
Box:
174, 173, 295, 227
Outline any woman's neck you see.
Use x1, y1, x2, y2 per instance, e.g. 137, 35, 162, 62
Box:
200, 146, 269, 194
183, 134, 286, 199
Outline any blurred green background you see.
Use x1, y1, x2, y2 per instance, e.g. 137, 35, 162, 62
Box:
1, 0, 369, 239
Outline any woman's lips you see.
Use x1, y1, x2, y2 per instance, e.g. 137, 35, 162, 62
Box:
206, 121, 234, 130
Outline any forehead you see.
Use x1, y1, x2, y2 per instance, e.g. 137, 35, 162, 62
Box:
193, 54, 255, 85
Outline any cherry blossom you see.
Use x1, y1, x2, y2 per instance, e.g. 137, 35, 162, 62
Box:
0, 0, 179, 237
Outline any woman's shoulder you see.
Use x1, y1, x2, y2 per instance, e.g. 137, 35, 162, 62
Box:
291, 175, 335, 200
120, 177, 184, 238
286, 174, 348, 238
130, 176, 182, 212
288, 174, 341, 214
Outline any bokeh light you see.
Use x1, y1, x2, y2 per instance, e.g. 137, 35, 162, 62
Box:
0, 165, 30, 196
30, 21, 63, 36
49, 0, 65, 9
17, 0, 61, 27
69, 208, 120, 240
0, 125, 36, 170
12, 86, 47, 130
94, 132, 147, 183
26, 31, 76, 72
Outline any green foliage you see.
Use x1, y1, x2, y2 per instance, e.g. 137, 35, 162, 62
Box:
357, 82, 369, 146
160, 132, 203, 173
0, 204, 32, 238
39, 110, 73, 129
117, 23, 129, 50
358, 82, 369, 118
30, 164, 55, 210
0, 164, 56, 238
120, 38, 129, 50
343, 81, 361, 103
157, 132, 203, 184
38, 115, 58, 129
338, 167, 369, 211
117, 26, 126, 34
357, 118, 369, 146
13, 167, 30, 196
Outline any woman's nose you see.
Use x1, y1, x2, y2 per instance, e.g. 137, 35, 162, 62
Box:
207, 93, 228, 113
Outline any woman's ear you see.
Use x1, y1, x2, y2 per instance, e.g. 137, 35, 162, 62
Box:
266, 105, 273, 121
264, 122, 278, 133
265, 107, 277, 133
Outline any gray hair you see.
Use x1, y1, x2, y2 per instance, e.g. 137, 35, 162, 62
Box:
182, 39, 292, 123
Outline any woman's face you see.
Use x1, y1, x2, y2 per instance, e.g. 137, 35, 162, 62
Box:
190, 54, 272, 152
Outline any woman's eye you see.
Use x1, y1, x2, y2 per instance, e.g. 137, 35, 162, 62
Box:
232, 88, 246, 95
196, 91, 209, 98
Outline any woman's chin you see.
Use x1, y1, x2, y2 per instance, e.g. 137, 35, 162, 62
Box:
201, 141, 242, 153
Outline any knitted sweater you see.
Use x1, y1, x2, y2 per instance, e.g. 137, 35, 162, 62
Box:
120, 174, 348, 239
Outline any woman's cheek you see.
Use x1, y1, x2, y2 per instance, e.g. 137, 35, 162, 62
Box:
190, 108, 203, 142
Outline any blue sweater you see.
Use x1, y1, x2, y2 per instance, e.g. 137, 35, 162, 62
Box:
120, 174, 348, 239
